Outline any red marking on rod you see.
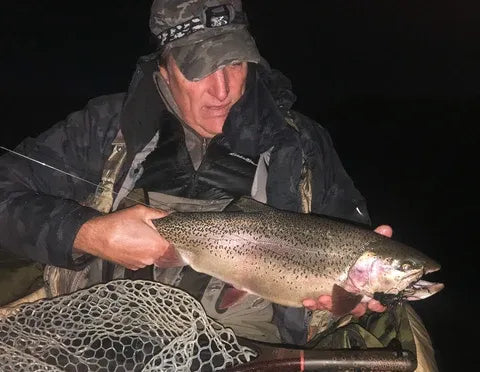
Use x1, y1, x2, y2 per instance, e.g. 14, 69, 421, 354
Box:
300, 350, 305, 372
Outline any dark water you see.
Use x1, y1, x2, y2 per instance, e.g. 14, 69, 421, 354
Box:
1, 1, 478, 370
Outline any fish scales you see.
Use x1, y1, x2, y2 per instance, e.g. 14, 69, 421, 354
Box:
153, 210, 442, 308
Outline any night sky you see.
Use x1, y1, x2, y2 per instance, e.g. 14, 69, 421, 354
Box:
1, 1, 478, 370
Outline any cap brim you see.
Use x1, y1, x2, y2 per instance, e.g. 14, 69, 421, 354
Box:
170, 28, 261, 81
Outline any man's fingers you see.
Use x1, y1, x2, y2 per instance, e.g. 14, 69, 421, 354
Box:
351, 302, 367, 317
374, 225, 393, 238
302, 295, 332, 311
302, 299, 317, 310
303, 295, 387, 316
140, 206, 170, 231
367, 299, 387, 312
141, 206, 170, 220
317, 295, 333, 309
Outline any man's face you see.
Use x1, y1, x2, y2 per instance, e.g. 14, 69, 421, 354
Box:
160, 56, 248, 138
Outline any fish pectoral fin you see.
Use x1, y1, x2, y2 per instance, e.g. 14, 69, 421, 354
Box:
216, 284, 249, 311
331, 284, 363, 316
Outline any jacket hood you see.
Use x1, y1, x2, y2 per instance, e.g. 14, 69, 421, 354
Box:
220, 63, 297, 157
120, 53, 297, 162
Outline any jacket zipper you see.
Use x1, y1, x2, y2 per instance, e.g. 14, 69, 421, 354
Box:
190, 137, 209, 197
201, 138, 208, 159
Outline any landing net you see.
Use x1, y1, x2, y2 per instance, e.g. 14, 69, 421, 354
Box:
0, 280, 256, 371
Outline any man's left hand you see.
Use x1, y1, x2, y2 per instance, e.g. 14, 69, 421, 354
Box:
302, 225, 393, 317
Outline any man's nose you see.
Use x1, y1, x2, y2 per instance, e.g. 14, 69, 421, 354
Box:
208, 68, 229, 101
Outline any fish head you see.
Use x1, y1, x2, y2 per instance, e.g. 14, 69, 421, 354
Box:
347, 238, 444, 301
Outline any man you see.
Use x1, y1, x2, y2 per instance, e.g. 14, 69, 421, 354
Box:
0, 0, 437, 368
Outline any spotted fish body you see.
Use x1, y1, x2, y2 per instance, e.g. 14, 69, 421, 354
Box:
153, 210, 443, 311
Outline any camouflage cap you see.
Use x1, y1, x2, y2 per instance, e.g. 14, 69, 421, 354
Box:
150, 0, 261, 81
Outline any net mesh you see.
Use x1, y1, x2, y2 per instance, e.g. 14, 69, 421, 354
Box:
0, 280, 257, 371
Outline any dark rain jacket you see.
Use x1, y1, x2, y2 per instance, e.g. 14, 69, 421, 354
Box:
0, 54, 370, 344
0, 53, 370, 267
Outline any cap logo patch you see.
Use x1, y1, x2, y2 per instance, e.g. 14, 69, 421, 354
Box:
205, 5, 231, 27
157, 5, 244, 46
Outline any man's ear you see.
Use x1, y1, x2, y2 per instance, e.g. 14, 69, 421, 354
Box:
159, 64, 170, 85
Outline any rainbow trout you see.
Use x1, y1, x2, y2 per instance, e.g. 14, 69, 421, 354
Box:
153, 206, 443, 315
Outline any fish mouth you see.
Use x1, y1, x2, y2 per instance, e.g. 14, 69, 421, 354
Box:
374, 279, 444, 306
424, 260, 441, 274
375, 264, 444, 305
402, 260, 443, 300
403, 279, 444, 300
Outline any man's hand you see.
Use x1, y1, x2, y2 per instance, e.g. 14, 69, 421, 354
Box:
73, 205, 184, 270
302, 225, 393, 317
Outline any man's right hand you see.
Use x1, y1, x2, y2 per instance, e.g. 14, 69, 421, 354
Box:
73, 205, 184, 270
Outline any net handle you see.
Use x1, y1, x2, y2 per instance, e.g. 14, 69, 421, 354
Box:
227, 338, 417, 372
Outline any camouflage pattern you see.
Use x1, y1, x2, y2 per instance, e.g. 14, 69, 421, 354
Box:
83, 132, 128, 214
150, 0, 261, 80
307, 303, 439, 371
149, 0, 245, 44
0, 251, 43, 307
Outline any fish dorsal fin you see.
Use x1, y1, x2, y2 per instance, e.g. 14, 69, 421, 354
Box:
331, 284, 363, 316
147, 192, 234, 212
225, 196, 275, 213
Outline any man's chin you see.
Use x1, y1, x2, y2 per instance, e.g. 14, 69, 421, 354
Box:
198, 118, 226, 137
187, 123, 222, 138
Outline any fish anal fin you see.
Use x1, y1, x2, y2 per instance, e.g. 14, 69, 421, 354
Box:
331, 284, 363, 316
217, 286, 249, 310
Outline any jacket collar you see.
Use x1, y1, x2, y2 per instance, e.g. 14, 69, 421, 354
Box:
220, 63, 296, 158
120, 54, 297, 162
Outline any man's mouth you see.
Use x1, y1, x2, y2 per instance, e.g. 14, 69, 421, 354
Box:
204, 103, 231, 116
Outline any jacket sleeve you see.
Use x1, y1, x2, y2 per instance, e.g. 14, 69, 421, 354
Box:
296, 112, 371, 226
0, 94, 124, 268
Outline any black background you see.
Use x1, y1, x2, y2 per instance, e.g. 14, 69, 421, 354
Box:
1, 1, 478, 370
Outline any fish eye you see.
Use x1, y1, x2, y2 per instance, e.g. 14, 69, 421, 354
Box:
401, 261, 414, 271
